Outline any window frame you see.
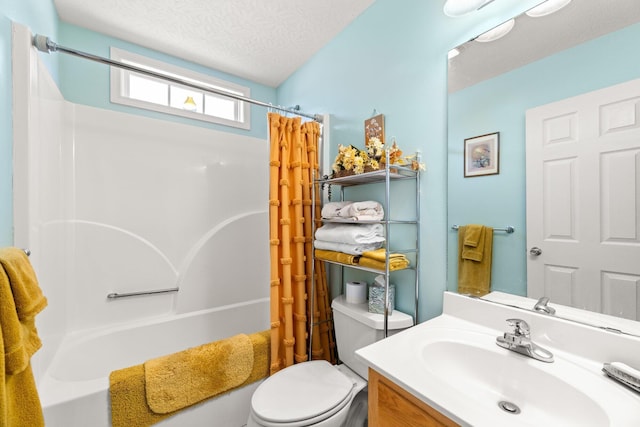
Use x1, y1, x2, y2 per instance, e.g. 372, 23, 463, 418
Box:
110, 47, 251, 130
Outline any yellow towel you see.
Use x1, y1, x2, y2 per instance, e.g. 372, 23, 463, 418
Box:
361, 248, 407, 263
0, 247, 47, 427
314, 249, 359, 265
463, 224, 482, 247
358, 249, 410, 271
457, 226, 493, 296
109, 330, 270, 427
461, 224, 486, 262
357, 256, 410, 271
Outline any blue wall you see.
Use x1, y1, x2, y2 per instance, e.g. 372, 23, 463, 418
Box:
447, 23, 640, 296
277, 0, 542, 320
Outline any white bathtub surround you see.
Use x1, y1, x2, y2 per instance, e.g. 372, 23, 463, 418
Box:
356, 292, 640, 426
12, 23, 270, 426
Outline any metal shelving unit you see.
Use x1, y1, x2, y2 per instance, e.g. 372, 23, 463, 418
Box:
312, 153, 420, 337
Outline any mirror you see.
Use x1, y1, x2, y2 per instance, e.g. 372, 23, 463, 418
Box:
447, 0, 640, 334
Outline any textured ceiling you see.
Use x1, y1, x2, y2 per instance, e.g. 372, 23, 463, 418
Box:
53, 0, 375, 87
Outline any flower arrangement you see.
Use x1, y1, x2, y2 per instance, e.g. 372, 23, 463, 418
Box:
332, 138, 425, 178
332, 144, 371, 176
380, 139, 426, 171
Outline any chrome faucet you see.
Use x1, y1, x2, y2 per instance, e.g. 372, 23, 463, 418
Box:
496, 319, 554, 363
533, 296, 556, 315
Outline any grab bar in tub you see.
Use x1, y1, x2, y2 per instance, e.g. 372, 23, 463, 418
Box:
107, 287, 179, 299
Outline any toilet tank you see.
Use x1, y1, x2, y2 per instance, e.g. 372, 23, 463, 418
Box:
331, 294, 413, 379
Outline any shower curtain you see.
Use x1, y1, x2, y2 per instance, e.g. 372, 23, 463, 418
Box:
268, 113, 336, 375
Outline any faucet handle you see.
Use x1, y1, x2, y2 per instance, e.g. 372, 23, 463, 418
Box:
506, 318, 530, 337
534, 296, 556, 315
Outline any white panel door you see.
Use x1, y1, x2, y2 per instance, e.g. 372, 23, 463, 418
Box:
526, 78, 640, 321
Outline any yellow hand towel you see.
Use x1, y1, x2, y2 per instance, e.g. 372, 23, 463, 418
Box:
109, 330, 270, 427
457, 226, 493, 296
0, 247, 47, 427
463, 224, 483, 247
314, 249, 359, 265
461, 224, 486, 262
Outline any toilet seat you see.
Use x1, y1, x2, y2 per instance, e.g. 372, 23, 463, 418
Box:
250, 360, 354, 426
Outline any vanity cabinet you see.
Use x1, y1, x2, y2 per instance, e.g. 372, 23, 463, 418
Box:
313, 157, 421, 335
368, 369, 459, 427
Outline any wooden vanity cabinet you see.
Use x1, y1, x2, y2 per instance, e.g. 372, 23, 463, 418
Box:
368, 369, 460, 427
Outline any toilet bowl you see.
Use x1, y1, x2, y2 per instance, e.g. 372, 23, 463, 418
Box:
247, 295, 413, 427
246, 360, 363, 427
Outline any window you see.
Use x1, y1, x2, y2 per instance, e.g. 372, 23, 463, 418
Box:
110, 48, 250, 130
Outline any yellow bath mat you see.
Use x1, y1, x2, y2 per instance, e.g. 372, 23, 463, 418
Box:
145, 333, 253, 414
110, 364, 170, 427
109, 330, 270, 427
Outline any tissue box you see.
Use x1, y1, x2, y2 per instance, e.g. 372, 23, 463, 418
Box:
368, 284, 395, 314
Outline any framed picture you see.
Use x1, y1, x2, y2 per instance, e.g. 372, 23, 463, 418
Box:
364, 113, 385, 145
464, 132, 499, 177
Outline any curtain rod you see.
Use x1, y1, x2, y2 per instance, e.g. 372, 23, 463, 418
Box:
32, 34, 323, 123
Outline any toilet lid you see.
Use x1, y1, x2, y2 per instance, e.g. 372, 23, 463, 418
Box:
251, 360, 354, 424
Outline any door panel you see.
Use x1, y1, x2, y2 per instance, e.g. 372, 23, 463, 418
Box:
526, 78, 640, 320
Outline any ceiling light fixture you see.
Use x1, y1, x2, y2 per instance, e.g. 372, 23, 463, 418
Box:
525, 0, 572, 18
474, 18, 515, 42
443, 0, 496, 17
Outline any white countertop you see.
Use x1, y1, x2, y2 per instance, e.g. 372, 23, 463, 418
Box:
355, 292, 640, 427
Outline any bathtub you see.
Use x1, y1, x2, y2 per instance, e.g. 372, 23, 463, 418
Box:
37, 298, 270, 427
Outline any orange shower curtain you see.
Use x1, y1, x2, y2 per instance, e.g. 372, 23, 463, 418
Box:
268, 113, 336, 375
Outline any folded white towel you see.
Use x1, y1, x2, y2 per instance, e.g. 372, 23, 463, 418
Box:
321, 201, 352, 218
313, 240, 383, 255
315, 223, 385, 245
321, 201, 384, 221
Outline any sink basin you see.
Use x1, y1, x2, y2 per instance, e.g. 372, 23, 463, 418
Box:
421, 331, 609, 427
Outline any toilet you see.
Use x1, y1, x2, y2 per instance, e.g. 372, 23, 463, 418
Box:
247, 294, 413, 427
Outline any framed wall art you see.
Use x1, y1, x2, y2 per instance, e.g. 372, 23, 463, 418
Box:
364, 113, 385, 145
464, 132, 499, 177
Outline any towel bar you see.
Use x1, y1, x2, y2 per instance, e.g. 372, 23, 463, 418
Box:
107, 287, 179, 299
451, 224, 515, 234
